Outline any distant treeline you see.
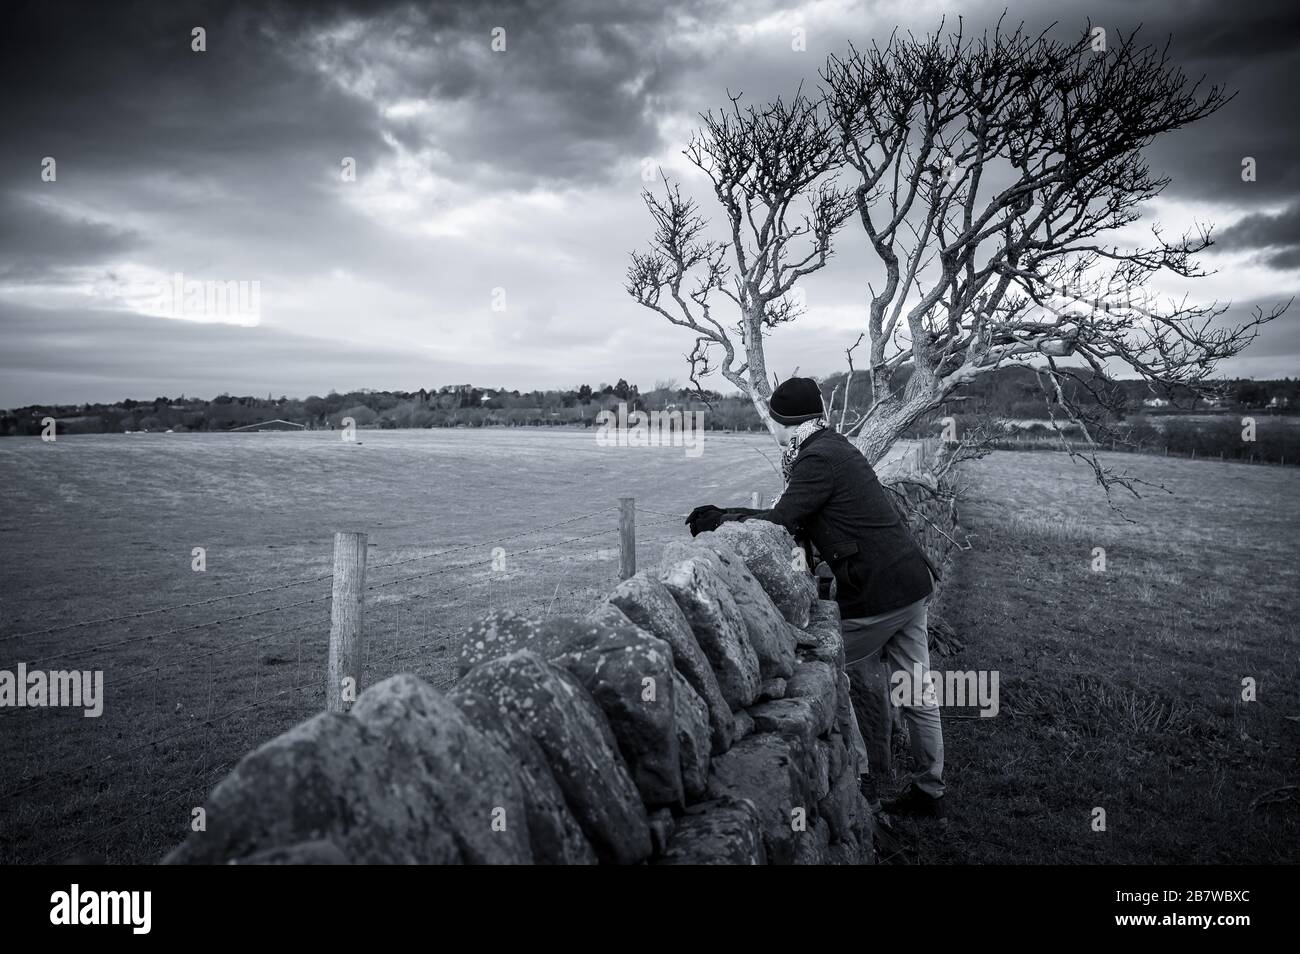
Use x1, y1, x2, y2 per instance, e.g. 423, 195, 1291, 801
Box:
3, 367, 1296, 436
1, 380, 766, 435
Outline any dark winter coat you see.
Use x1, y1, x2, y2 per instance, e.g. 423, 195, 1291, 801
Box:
735, 429, 935, 618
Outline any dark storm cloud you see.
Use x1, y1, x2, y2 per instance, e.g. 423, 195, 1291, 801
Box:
305, 0, 706, 189
1262, 246, 1300, 271
1217, 204, 1300, 270
0, 0, 706, 192
0, 0, 392, 183
0, 301, 536, 406
0, 191, 140, 281
1069, 0, 1300, 205
1218, 204, 1300, 249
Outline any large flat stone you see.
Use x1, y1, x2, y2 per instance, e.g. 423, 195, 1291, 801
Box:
748, 697, 820, 762
797, 599, 845, 669
663, 538, 796, 681
659, 557, 760, 710
231, 840, 349, 865
705, 732, 804, 865
792, 817, 831, 865
656, 796, 767, 865
449, 686, 596, 865
785, 659, 838, 737
712, 521, 816, 628
349, 674, 533, 864
818, 752, 869, 846
163, 711, 467, 865
459, 607, 682, 808
672, 670, 711, 801
605, 572, 735, 754
457, 651, 652, 864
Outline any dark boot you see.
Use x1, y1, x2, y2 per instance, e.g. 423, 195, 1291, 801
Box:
882, 783, 946, 819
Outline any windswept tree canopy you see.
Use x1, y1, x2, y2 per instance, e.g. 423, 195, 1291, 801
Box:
628, 19, 1285, 493
626, 90, 854, 410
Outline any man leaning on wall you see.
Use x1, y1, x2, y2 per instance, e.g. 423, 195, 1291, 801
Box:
686, 376, 946, 819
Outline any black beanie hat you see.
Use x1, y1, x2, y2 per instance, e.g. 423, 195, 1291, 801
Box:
768, 377, 824, 425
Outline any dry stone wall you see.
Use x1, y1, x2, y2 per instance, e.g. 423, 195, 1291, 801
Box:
164, 459, 958, 866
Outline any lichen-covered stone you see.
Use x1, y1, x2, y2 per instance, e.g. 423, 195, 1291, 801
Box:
785, 659, 838, 737
459, 607, 682, 808
659, 558, 760, 710
449, 686, 596, 865
706, 732, 804, 865
823, 726, 849, 781
810, 739, 832, 801
788, 621, 820, 649
606, 572, 735, 754
818, 751, 868, 845
672, 670, 711, 801
732, 708, 756, 743
656, 796, 767, 865
663, 538, 796, 681
798, 599, 846, 669
792, 816, 831, 865
826, 838, 875, 865
748, 697, 820, 763
163, 710, 468, 865
349, 674, 534, 864
231, 840, 349, 865
458, 651, 652, 865
712, 521, 816, 628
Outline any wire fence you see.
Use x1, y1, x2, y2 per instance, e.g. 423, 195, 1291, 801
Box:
0, 498, 699, 865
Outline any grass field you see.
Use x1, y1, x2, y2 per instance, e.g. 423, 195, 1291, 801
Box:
902, 450, 1300, 863
1, 431, 1294, 864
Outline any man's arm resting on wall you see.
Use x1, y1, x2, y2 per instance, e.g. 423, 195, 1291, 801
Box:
726, 452, 834, 535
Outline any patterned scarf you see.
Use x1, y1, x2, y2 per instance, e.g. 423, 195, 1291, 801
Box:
780, 417, 829, 485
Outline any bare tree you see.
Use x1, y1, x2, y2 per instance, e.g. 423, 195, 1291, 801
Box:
626, 90, 855, 432
821, 19, 1284, 489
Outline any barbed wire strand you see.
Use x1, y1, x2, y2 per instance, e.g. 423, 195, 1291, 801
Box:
367, 506, 617, 571
635, 507, 689, 519
367, 526, 619, 592
114, 615, 329, 688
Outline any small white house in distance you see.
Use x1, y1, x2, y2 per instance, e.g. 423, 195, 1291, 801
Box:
1143, 397, 1170, 408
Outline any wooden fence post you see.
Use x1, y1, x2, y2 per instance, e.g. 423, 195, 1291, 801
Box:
327, 531, 367, 713
619, 497, 636, 581
750, 491, 761, 508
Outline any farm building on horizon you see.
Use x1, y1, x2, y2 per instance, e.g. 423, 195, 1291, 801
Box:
229, 419, 307, 432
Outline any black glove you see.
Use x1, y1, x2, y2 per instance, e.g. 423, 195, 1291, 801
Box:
685, 504, 725, 537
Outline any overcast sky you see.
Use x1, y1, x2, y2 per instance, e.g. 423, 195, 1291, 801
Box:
1, 0, 1297, 406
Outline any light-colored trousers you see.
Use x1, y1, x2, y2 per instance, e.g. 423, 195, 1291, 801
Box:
835, 596, 945, 799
